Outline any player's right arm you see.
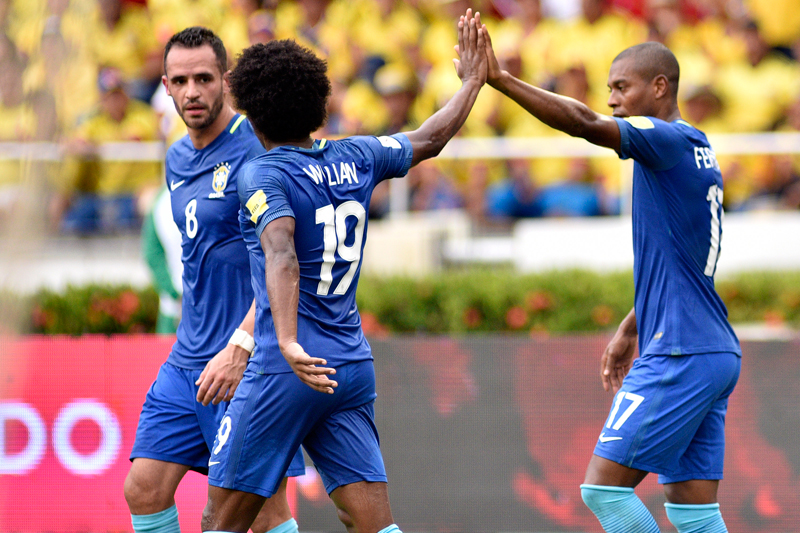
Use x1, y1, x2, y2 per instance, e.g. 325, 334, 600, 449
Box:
480, 15, 620, 152
260, 216, 338, 394
601, 307, 638, 393
403, 9, 487, 167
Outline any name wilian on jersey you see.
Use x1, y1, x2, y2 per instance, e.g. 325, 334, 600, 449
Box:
303, 162, 360, 187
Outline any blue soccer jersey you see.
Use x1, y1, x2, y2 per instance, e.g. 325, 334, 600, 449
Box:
166, 115, 265, 369
237, 134, 413, 373
614, 116, 741, 357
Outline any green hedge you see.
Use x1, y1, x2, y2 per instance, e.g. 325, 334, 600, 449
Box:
7, 270, 800, 335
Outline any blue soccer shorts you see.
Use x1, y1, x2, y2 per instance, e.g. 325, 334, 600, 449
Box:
208, 359, 386, 498
592, 351, 740, 484
131, 361, 305, 476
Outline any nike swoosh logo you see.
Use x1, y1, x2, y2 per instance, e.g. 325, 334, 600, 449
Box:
208, 460, 220, 466
599, 433, 623, 443
170, 179, 185, 191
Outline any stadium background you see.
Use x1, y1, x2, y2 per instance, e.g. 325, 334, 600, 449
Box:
2, 0, 800, 532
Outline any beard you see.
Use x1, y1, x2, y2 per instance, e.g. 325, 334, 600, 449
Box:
178, 92, 225, 131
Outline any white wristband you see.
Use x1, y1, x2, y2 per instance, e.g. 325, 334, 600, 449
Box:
229, 328, 255, 353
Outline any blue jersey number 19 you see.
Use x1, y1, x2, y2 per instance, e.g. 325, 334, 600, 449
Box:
315, 201, 366, 296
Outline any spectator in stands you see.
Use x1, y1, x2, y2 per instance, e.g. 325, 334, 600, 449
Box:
408, 159, 464, 212
92, 0, 161, 102
0, 42, 35, 218
486, 158, 542, 220
714, 19, 800, 133
374, 62, 419, 133
56, 67, 161, 234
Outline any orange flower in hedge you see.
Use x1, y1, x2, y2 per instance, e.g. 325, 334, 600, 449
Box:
591, 305, 614, 327
526, 291, 553, 313
506, 306, 528, 330
31, 305, 54, 330
112, 290, 141, 324
463, 307, 482, 328
763, 310, 784, 326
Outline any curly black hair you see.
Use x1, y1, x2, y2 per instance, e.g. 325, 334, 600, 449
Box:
164, 27, 227, 76
228, 40, 331, 142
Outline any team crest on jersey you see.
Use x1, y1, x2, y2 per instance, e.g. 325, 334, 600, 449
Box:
210, 162, 230, 198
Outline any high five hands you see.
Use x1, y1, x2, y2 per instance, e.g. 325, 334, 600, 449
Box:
453, 8, 488, 85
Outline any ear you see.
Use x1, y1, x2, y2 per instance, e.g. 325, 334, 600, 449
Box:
653, 74, 669, 99
223, 70, 231, 93
162, 75, 170, 96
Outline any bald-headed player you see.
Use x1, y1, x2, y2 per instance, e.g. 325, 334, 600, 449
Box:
123, 27, 304, 533
480, 16, 740, 533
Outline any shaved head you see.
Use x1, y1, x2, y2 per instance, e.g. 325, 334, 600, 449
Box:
612, 42, 679, 98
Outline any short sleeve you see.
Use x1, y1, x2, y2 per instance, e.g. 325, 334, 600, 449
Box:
237, 161, 295, 238
613, 116, 687, 172
358, 133, 414, 184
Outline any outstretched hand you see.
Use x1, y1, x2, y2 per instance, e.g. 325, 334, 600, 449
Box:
282, 342, 338, 394
453, 8, 487, 85
477, 13, 503, 87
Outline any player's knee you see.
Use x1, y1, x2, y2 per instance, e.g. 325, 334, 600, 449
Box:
123, 470, 171, 512
336, 508, 355, 531
665, 503, 726, 533
580, 484, 635, 512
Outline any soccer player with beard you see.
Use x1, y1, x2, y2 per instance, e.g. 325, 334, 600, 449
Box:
123, 27, 304, 533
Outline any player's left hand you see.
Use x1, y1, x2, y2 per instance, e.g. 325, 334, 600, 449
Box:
453, 8, 487, 85
600, 332, 636, 394
282, 342, 338, 394
195, 343, 249, 406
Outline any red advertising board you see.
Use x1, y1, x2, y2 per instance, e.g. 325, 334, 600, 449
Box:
3, 335, 800, 532
0, 336, 298, 533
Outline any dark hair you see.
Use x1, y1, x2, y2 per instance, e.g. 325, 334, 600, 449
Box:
228, 39, 331, 142
163, 26, 227, 76
612, 41, 680, 98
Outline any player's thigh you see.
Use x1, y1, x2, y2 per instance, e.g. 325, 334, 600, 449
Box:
131, 362, 221, 473
124, 458, 190, 512
303, 361, 385, 495
592, 352, 739, 477
660, 353, 740, 486
330, 481, 394, 533
208, 369, 331, 498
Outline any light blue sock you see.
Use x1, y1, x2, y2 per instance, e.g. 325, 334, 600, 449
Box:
580, 484, 660, 533
665, 502, 728, 533
265, 518, 298, 533
131, 505, 181, 533
377, 524, 402, 533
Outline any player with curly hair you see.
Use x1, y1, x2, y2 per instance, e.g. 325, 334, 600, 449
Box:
201, 10, 487, 533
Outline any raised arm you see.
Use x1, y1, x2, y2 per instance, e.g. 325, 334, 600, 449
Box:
260, 216, 338, 394
404, 8, 487, 167
480, 15, 621, 151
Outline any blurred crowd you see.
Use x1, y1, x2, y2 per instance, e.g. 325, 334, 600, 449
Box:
1, 0, 800, 233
